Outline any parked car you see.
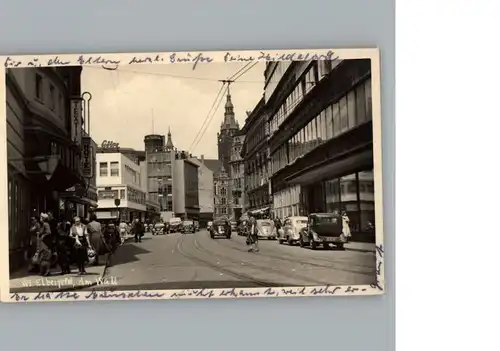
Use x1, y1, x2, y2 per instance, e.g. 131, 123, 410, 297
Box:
299, 213, 346, 250
278, 216, 308, 245
168, 217, 182, 233
194, 220, 200, 232
230, 221, 237, 232
255, 219, 277, 240
153, 222, 165, 235
237, 220, 248, 236
209, 219, 231, 239
180, 220, 196, 234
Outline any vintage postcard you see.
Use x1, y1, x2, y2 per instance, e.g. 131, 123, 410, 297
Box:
0, 48, 384, 303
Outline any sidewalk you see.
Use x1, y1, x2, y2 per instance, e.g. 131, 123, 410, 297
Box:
344, 241, 376, 253
10, 253, 110, 293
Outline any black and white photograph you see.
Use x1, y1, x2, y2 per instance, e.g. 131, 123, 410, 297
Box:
1, 49, 384, 301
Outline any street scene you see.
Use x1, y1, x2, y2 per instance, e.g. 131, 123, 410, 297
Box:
6, 56, 378, 293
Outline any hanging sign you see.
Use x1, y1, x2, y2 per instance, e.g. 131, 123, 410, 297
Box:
81, 136, 93, 178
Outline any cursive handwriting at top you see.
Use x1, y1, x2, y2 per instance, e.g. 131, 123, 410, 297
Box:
4, 57, 23, 68
77, 55, 121, 70
169, 52, 214, 70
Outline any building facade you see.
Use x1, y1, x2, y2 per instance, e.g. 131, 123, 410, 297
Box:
173, 152, 200, 220
229, 132, 246, 220
241, 98, 271, 217
216, 89, 240, 218
190, 156, 214, 227
266, 59, 375, 242
144, 130, 175, 221
95, 151, 147, 222
6, 66, 92, 270
213, 165, 230, 218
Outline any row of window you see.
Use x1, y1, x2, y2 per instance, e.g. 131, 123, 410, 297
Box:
35, 72, 65, 120
97, 187, 146, 205
264, 61, 293, 102
99, 161, 120, 177
50, 141, 80, 172
271, 78, 372, 175
124, 164, 141, 185
245, 119, 267, 155
214, 207, 228, 215
268, 60, 342, 135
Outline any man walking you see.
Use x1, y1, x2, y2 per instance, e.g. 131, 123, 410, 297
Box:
134, 218, 144, 243
247, 215, 259, 253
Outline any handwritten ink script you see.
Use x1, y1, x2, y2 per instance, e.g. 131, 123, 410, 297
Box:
370, 244, 385, 291
10, 279, 382, 302
3, 50, 339, 71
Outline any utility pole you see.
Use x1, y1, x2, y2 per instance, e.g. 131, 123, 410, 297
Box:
218, 79, 234, 94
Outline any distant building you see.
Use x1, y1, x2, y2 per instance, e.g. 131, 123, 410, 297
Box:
144, 129, 175, 221
95, 149, 147, 222
216, 88, 240, 219
173, 151, 200, 220
213, 164, 230, 218
240, 97, 271, 217
229, 132, 245, 220
190, 155, 214, 227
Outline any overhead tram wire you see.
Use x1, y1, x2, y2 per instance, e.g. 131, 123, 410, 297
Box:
188, 83, 227, 152
85, 64, 263, 83
190, 62, 258, 153
190, 84, 229, 153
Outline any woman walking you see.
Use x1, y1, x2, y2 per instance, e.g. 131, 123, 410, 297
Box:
342, 210, 352, 242
38, 213, 53, 276
87, 214, 104, 265
70, 217, 90, 275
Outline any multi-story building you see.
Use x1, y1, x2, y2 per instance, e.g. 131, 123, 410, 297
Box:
241, 97, 271, 217
266, 59, 375, 242
95, 150, 147, 222
5, 66, 92, 270
213, 164, 230, 218
216, 89, 240, 218
173, 151, 200, 220
190, 155, 214, 227
144, 130, 175, 221
229, 132, 245, 220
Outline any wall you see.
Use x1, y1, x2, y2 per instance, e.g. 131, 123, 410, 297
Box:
173, 159, 185, 212
193, 160, 214, 214
6, 75, 26, 177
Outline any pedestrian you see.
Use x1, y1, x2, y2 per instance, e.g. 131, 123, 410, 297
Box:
38, 213, 53, 276
87, 214, 104, 265
55, 218, 72, 274
70, 216, 90, 275
133, 218, 143, 243
247, 215, 259, 253
342, 210, 351, 242
27, 216, 41, 272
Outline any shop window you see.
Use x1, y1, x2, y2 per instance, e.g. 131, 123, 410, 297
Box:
120, 189, 125, 199
110, 162, 119, 176
99, 162, 108, 176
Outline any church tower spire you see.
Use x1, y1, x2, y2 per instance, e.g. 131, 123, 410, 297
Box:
166, 126, 174, 151
221, 84, 239, 131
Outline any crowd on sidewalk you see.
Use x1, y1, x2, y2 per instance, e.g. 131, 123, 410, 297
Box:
26, 212, 146, 277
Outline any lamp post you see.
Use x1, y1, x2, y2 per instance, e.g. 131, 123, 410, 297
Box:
82, 92, 92, 134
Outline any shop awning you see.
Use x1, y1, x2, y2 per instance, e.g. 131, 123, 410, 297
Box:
285, 149, 373, 186
59, 193, 98, 207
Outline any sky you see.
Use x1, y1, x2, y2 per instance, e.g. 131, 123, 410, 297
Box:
81, 62, 266, 158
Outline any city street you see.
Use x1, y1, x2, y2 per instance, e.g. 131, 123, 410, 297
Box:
85, 230, 377, 291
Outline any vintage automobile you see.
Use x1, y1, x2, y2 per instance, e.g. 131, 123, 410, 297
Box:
230, 221, 238, 232
167, 217, 182, 233
209, 219, 231, 239
180, 220, 196, 234
299, 213, 346, 250
278, 216, 308, 245
237, 220, 248, 236
194, 220, 200, 232
153, 222, 166, 235
255, 219, 277, 240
